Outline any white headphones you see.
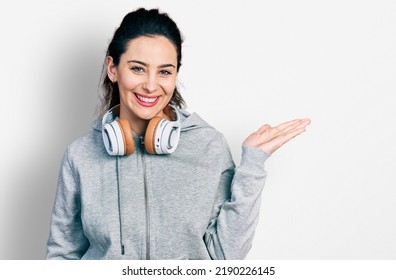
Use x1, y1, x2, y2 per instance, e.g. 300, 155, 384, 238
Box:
102, 105, 181, 156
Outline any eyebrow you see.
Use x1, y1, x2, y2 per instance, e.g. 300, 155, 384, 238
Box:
127, 60, 176, 68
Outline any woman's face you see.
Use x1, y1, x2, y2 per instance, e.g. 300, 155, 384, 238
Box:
107, 35, 178, 130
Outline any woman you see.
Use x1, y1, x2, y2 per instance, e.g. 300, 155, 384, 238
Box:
46, 8, 310, 260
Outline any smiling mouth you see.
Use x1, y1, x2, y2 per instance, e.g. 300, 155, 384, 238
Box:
134, 93, 160, 107
135, 93, 159, 103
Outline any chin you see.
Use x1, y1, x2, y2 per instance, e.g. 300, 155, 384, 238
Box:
134, 105, 166, 120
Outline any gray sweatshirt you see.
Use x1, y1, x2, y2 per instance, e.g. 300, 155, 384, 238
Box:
46, 108, 270, 260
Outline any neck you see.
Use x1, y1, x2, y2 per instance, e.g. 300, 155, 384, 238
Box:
118, 105, 172, 137
117, 107, 147, 137
130, 119, 149, 137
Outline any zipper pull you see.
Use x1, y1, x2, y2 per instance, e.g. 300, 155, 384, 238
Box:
139, 136, 145, 148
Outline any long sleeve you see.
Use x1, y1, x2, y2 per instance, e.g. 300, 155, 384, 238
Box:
46, 148, 89, 259
204, 141, 270, 260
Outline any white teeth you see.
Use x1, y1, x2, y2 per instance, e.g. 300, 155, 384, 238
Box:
136, 94, 158, 103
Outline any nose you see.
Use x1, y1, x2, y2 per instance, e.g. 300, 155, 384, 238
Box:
143, 74, 158, 93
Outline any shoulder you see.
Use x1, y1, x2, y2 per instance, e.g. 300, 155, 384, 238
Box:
180, 109, 222, 135
178, 108, 232, 158
180, 108, 225, 138
65, 119, 106, 162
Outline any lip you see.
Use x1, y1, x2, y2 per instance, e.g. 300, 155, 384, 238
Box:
134, 93, 161, 107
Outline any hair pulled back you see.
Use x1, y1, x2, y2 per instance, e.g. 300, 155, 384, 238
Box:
99, 8, 185, 116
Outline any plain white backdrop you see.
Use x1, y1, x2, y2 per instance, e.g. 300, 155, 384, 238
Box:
0, 0, 395, 259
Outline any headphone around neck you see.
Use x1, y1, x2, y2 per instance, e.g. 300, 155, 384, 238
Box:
102, 105, 181, 156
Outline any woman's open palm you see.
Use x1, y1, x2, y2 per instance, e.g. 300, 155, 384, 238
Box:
243, 118, 311, 154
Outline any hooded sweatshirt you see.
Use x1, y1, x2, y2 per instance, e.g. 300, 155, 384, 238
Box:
46, 108, 270, 260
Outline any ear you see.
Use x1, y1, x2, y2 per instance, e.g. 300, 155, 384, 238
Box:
106, 56, 117, 82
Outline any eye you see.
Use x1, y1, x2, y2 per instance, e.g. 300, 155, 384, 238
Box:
131, 66, 144, 73
160, 69, 172, 76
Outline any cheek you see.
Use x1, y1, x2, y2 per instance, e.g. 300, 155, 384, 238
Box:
118, 73, 141, 91
162, 78, 177, 95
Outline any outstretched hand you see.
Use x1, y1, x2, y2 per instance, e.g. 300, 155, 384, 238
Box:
242, 118, 311, 154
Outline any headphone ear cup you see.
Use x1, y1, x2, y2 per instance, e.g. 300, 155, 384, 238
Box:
117, 119, 135, 155
144, 117, 163, 154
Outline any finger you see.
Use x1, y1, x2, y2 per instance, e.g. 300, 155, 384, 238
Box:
276, 118, 311, 130
275, 119, 301, 131
283, 126, 307, 141
266, 119, 302, 138
259, 126, 307, 153
265, 121, 298, 139
280, 119, 310, 143
256, 124, 271, 134
272, 118, 311, 137
277, 126, 308, 146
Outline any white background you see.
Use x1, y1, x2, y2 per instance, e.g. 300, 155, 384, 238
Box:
0, 0, 395, 259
